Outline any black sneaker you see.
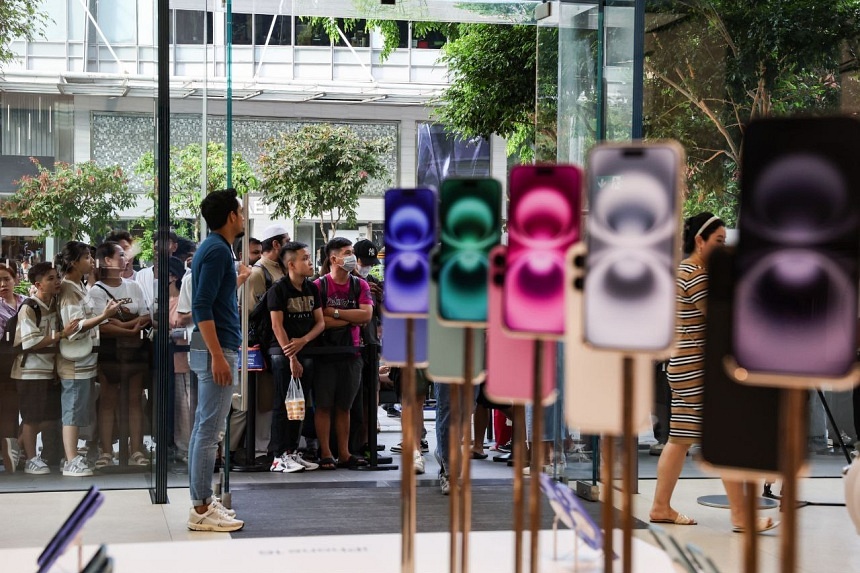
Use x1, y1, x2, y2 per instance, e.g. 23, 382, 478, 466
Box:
386, 406, 401, 418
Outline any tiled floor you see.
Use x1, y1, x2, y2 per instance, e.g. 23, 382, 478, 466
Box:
1, 408, 858, 572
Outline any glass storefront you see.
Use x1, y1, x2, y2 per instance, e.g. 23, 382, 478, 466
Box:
0, 0, 853, 509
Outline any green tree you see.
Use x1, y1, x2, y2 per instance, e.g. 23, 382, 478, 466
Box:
645, 0, 860, 224
258, 123, 392, 238
0, 1, 48, 69
0, 158, 134, 242
435, 24, 538, 161
135, 142, 258, 254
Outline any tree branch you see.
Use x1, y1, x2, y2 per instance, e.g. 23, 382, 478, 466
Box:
646, 60, 740, 163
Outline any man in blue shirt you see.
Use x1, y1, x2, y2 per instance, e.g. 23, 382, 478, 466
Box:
186, 189, 246, 532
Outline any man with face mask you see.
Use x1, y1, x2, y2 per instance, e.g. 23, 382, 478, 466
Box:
312, 237, 374, 469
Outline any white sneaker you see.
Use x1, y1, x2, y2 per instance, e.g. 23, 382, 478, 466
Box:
270, 453, 304, 474
291, 453, 319, 471
62, 455, 94, 477
2, 438, 21, 473
24, 456, 50, 475
187, 505, 244, 532
210, 498, 236, 518
413, 452, 425, 475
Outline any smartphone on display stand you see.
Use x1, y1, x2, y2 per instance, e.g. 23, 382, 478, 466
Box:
583, 142, 682, 353
564, 243, 653, 435
731, 117, 860, 387
427, 278, 486, 384
437, 178, 502, 326
383, 187, 436, 317
485, 245, 556, 405
504, 164, 582, 338
381, 315, 429, 368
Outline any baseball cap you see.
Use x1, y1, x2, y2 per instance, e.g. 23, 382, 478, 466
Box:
259, 224, 290, 243
353, 239, 381, 266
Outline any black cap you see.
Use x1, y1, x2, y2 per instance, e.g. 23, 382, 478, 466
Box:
353, 239, 381, 266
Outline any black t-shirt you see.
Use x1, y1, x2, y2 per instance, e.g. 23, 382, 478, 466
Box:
266, 277, 321, 351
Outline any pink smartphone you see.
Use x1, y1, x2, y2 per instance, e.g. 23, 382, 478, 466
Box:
485, 245, 557, 405
503, 164, 582, 338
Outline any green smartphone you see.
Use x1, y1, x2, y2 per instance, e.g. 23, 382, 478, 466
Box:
437, 178, 502, 326
427, 277, 486, 384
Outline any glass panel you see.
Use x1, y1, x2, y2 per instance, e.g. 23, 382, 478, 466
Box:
174, 9, 214, 45
232, 13, 253, 45
98, 0, 137, 44
254, 14, 292, 46
68, 0, 85, 41
413, 28, 447, 50
295, 19, 328, 46
416, 122, 491, 190
42, 0, 67, 41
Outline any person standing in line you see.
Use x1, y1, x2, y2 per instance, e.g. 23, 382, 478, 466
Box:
56, 242, 120, 477
186, 189, 246, 532
267, 241, 325, 473
313, 237, 373, 470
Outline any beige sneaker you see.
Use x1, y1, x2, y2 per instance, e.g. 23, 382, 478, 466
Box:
187, 504, 244, 532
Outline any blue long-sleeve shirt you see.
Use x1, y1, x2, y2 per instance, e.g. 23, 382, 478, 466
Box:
192, 232, 241, 352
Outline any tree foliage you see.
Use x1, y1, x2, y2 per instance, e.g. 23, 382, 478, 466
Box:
435, 24, 537, 161
258, 123, 392, 238
135, 142, 258, 251
645, 0, 860, 224
1, 159, 134, 242
0, 0, 48, 69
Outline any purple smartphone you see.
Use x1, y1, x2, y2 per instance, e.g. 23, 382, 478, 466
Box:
503, 164, 582, 338
381, 315, 429, 367
383, 187, 437, 317
486, 245, 556, 404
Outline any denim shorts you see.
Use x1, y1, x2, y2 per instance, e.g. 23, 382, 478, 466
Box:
60, 378, 93, 426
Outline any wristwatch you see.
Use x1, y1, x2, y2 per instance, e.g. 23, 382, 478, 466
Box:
333, 309, 340, 319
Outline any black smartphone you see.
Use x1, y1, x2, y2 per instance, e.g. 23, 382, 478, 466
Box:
81, 545, 108, 573
732, 117, 860, 384
702, 247, 788, 477
383, 187, 436, 317
437, 177, 502, 325
38, 486, 105, 573
583, 142, 682, 352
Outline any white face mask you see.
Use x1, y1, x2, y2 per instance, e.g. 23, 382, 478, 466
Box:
358, 265, 373, 278
340, 254, 357, 272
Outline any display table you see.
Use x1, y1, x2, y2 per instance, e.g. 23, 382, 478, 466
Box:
3, 529, 674, 573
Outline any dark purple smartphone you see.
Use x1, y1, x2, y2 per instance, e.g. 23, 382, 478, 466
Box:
38, 486, 104, 573
383, 187, 437, 317
503, 164, 582, 337
733, 117, 860, 379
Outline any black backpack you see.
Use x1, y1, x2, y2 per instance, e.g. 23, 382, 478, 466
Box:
0, 298, 44, 366
247, 265, 276, 349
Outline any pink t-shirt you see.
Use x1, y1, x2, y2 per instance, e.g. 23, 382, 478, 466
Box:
313, 274, 373, 347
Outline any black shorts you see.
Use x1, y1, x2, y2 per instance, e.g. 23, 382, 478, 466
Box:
476, 382, 510, 410
16, 378, 61, 424
314, 357, 362, 410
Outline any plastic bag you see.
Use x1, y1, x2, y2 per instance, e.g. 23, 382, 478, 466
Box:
285, 376, 305, 421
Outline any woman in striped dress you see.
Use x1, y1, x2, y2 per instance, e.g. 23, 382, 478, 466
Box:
650, 212, 778, 533
649, 212, 725, 526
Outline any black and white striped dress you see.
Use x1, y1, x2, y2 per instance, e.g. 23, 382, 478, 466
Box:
666, 259, 707, 445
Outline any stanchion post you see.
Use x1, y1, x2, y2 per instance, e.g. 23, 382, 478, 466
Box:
529, 339, 544, 573
602, 435, 614, 573
621, 356, 634, 573
743, 480, 758, 573
401, 318, 417, 573
460, 329, 474, 573
449, 382, 462, 573
780, 388, 805, 573
513, 404, 527, 573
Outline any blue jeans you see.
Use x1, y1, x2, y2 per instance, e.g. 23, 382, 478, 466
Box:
434, 382, 480, 475
188, 349, 238, 507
